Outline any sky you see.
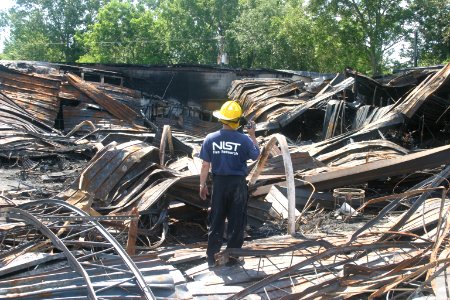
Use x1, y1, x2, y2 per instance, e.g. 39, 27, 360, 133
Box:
0, 0, 15, 52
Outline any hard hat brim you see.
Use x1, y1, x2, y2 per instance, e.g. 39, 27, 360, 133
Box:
213, 110, 240, 121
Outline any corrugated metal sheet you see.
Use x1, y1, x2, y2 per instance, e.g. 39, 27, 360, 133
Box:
63, 104, 129, 130
0, 66, 61, 126
66, 73, 139, 125
0, 92, 58, 134
0, 92, 94, 159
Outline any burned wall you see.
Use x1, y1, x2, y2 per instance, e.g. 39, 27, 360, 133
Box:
55, 63, 296, 109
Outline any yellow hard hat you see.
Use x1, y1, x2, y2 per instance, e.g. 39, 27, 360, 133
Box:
213, 100, 242, 121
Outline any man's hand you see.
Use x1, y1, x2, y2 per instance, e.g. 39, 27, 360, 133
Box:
199, 185, 209, 200
246, 121, 258, 148
246, 121, 256, 137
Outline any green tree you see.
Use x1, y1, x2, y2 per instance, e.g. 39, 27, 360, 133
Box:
273, 0, 318, 70
309, 2, 370, 73
409, 0, 450, 65
229, 0, 318, 70
309, 0, 413, 76
156, 0, 239, 65
2, 8, 53, 61
78, 0, 166, 63
228, 0, 283, 68
2, 0, 106, 62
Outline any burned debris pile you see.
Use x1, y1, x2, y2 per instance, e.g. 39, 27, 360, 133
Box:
0, 61, 450, 299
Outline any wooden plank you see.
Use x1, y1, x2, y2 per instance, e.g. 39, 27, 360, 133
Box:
397, 62, 450, 118
159, 125, 174, 166
432, 248, 450, 299
126, 207, 139, 256
262, 151, 319, 174
166, 252, 205, 265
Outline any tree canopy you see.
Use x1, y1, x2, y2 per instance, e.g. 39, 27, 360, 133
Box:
78, 0, 166, 64
3, 0, 107, 62
1, 0, 448, 75
156, 0, 240, 64
409, 0, 450, 65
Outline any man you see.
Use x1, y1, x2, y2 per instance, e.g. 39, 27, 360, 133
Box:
199, 100, 260, 268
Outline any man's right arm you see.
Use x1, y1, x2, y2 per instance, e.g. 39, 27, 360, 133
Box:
246, 121, 260, 160
199, 160, 210, 200
199, 137, 211, 200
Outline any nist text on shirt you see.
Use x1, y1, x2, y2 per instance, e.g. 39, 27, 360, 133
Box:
212, 141, 241, 155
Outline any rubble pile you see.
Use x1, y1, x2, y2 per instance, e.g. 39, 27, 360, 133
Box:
0, 61, 449, 299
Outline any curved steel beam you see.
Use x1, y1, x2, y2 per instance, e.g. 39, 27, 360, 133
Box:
248, 133, 296, 234
19, 199, 155, 300
0, 207, 97, 300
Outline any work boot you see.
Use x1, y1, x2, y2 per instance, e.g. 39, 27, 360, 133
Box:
207, 256, 216, 268
226, 256, 244, 266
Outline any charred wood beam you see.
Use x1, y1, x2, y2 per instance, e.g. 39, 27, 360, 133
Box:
216, 239, 333, 261
347, 186, 446, 245
0, 92, 59, 134
396, 63, 450, 119
378, 165, 450, 241
277, 77, 355, 128
298, 144, 450, 191
159, 125, 174, 165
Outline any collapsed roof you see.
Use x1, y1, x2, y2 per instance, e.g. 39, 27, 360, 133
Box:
0, 61, 449, 299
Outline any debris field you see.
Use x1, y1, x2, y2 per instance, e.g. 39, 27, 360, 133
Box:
0, 61, 449, 299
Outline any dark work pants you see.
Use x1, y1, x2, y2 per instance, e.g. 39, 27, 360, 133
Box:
206, 175, 248, 261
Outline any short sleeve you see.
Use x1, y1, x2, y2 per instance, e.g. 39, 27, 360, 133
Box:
199, 137, 211, 162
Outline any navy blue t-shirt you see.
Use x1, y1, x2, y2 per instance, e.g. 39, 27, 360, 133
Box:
199, 129, 260, 176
